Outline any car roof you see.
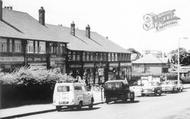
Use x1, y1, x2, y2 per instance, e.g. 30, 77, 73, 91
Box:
105, 80, 128, 84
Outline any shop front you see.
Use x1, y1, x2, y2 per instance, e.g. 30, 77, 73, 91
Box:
83, 63, 95, 85
108, 62, 120, 80
50, 56, 66, 73
0, 56, 25, 72
94, 63, 107, 84
120, 62, 132, 81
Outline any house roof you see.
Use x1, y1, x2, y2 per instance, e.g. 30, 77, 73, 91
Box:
1, 8, 69, 42
0, 8, 129, 53
133, 54, 168, 64
47, 24, 129, 53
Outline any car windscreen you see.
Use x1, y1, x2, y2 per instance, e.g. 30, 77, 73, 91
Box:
57, 86, 70, 92
105, 82, 123, 89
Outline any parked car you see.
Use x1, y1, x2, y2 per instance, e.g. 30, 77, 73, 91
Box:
141, 81, 162, 96
161, 80, 183, 93
130, 82, 143, 97
104, 80, 135, 104
53, 82, 94, 111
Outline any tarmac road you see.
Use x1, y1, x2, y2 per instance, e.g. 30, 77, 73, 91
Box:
16, 88, 190, 119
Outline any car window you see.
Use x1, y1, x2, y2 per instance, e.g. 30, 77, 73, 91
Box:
57, 86, 70, 92
74, 86, 82, 91
105, 82, 123, 89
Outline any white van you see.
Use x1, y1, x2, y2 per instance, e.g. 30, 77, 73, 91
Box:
53, 82, 94, 111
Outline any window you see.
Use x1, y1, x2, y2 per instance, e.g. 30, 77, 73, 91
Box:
72, 52, 76, 61
57, 86, 70, 92
0, 38, 7, 52
74, 86, 82, 91
9, 39, 13, 52
86, 52, 89, 61
39, 41, 46, 54
82, 52, 86, 61
27, 40, 34, 53
14, 40, 22, 53
90, 53, 93, 61
35, 41, 38, 53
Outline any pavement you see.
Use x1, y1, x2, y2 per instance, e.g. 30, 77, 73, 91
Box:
0, 84, 190, 119
0, 88, 105, 119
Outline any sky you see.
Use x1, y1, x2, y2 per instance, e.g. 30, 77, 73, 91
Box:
3, 0, 190, 53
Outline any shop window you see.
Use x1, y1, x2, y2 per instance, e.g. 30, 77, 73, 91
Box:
0, 38, 7, 52
14, 40, 22, 53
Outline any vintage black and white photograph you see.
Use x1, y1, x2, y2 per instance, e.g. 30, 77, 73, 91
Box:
1, 0, 190, 119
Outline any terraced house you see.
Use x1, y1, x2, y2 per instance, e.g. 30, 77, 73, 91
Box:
0, 0, 131, 84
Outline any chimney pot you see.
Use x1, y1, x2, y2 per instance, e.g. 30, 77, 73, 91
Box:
71, 21, 75, 36
39, 6, 45, 25
86, 24, 91, 38
0, 0, 2, 20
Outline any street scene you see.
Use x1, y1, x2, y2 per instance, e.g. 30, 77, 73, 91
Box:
1, 0, 190, 119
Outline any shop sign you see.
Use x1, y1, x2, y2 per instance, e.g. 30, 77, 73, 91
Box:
29, 63, 47, 70
0, 56, 24, 62
96, 63, 106, 67
120, 63, 132, 67
51, 57, 65, 63
84, 63, 94, 68
109, 63, 119, 67
70, 64, 82, 68
34, 57, 41, 62
98, 68, 104, 76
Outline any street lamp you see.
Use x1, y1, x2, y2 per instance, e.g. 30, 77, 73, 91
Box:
178, 37, 189, 86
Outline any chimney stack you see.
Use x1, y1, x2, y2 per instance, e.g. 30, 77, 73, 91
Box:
39, 7, 45, 25
0, 0, 2, 20
71, 21, 75, 36
86, 24, 90, 38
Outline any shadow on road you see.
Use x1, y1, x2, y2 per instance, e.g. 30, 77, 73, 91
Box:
59, 107, 101, 112
107, 100, 140, 104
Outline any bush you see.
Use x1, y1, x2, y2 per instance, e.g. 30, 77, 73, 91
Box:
0, 67, 75, 86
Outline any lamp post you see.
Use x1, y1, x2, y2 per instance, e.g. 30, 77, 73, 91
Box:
178, 37, 189, 86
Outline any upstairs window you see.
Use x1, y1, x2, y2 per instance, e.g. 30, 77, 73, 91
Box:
39, 41, 46, 54
27, 40, 34, 53
14, 40, 22, 53
0, 38, 7, 53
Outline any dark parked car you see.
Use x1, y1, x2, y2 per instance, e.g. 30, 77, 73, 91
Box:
104, 80, 135, 104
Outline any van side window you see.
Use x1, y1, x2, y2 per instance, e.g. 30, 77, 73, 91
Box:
57, 86, 70, 92
74, 86, 82, 91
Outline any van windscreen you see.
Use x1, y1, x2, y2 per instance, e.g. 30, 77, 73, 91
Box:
57, 86, 70, 92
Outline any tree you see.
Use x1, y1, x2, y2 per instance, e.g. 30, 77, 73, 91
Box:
170, 48, 190, 65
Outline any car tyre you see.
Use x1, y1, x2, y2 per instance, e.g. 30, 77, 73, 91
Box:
130, 93, 135, 102
89, 98, 94, 109
77, 101, 82, 110
56, 106, 62, 111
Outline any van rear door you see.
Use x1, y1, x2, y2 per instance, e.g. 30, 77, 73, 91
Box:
54, 84, 72, 105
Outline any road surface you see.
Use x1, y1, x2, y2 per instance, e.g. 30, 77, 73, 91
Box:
17, 89, 190, 119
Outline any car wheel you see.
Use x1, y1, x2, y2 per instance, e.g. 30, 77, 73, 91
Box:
89, 98, 94, 109
56, 106, 62, 111
77, 101, 82, 110
130, 93, 135, 102
106, 98, 110, 104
